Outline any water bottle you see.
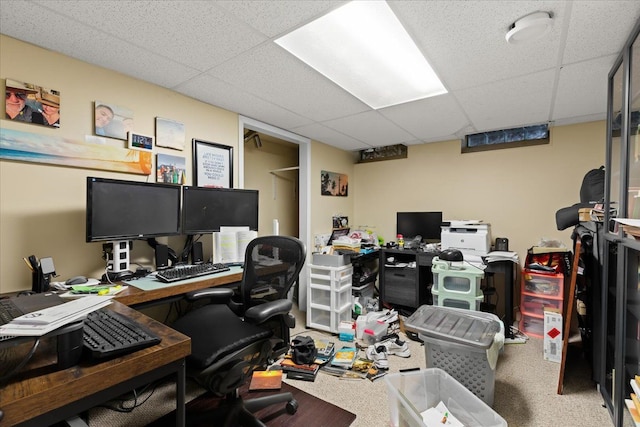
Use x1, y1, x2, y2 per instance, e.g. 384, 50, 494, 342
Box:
397, 234, 404, 249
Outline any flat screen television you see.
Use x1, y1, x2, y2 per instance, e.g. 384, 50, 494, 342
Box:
182, 186, 259, 234
86, 177, 182, 242
396, 211, 443, 243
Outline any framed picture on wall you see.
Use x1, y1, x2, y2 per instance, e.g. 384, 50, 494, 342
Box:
321, 170, 348, 196
192, 139, 233, 188
94, 101, 134, 140
156, 153, 186, 184
155, 117, 185, 150
6, 78, 61, 128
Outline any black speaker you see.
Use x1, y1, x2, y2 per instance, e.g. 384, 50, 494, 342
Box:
191, 241, 204, 264
495, 237, 509, 251
155, 244, 169, 269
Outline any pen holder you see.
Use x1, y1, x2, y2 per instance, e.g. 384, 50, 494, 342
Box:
31, 268, 51, 293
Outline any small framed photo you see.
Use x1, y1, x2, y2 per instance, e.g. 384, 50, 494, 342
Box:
128, 132, 154, 151
156, 117, 185, 150
156, 153, 186, 184
193, 139, 233, 188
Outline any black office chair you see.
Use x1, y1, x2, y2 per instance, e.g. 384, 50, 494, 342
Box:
171, 235, 306, 427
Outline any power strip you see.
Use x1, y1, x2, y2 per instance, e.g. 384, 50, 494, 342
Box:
505, 337, 527, 344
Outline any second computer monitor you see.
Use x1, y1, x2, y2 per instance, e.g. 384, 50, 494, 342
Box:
182, 186, 259, 234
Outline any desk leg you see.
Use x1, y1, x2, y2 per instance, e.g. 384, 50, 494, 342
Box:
176, 359, 186, 427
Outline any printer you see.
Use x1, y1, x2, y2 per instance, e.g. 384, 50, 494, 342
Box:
440, 222, 492, 256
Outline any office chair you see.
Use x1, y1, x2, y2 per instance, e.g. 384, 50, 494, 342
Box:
171, 235, 306, 426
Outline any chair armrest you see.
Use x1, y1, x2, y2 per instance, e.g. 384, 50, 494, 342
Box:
244, 299, 292, 325
184, 287, 234, 303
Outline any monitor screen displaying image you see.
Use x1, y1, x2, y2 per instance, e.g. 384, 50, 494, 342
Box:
182, 186, 259, 234
86, 177, 182, 242
396, 211, 443, 243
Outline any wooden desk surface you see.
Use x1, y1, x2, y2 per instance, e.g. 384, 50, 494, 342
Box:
114, 269, 243, 306
0, 302, 191, 426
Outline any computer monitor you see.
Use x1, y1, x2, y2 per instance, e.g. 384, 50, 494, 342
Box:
86, 177, 182, 242
396, 211, 443, 243
182, 186, 259, 234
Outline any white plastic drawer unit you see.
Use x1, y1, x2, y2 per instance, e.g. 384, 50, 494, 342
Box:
307, 264, 353, 333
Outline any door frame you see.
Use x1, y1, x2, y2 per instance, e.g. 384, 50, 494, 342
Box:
238, 115, 311, 310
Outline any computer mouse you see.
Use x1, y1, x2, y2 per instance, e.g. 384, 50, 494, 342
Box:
439, 248, 464, 262
65, 276, 88, 286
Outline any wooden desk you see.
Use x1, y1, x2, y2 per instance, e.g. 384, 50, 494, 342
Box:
114, 269, 243, 306
0, 302, 190, 427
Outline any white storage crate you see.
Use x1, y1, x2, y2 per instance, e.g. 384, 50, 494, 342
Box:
385, 368, 507, 427
307, 264, 353, 333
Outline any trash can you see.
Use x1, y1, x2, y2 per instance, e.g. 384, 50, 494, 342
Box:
385, 368, 507, 427
404, 305, 503, 406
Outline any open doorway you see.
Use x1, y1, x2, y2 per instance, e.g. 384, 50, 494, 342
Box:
238, 116, 311, 310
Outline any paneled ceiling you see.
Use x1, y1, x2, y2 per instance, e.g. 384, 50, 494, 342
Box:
1, 1, 639, 151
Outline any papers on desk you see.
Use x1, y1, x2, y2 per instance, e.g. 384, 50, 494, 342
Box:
485, 251, 519, 263
0, 296, 111, 337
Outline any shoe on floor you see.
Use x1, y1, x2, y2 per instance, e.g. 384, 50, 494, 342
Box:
379, 336, 411, 358
365, 344, 389, 370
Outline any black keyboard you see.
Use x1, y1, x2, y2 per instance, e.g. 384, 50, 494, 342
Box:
156, 262, 230, 283
0, 299, 21, 326
83, 309, 161, 359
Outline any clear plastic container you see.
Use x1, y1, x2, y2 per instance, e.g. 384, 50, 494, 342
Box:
362, 320, 388, 344
385, 368, 507, 427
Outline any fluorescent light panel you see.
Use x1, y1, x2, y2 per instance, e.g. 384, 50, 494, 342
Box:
275, 1, 447, 109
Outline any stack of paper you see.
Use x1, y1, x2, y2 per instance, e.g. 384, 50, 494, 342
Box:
0, 296, 111, 337
485, 251, 519, 263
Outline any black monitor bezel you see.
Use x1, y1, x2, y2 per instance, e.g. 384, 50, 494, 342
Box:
181, 186, 259, 234
86, 177, 182, 243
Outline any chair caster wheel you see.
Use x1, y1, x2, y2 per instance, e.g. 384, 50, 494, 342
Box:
286, 399, 298, 414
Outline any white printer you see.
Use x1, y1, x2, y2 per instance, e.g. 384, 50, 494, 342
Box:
440, 221, 492, 256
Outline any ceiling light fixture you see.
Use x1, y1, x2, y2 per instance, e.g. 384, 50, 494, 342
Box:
506, 11, 553, 44
275, 1, 447, 109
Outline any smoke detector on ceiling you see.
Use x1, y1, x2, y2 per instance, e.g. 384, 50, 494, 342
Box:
506, 11, 553, 44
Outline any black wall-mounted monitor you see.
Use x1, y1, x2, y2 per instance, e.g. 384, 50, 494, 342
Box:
86, 177, 182, 242
182, 186, 259, 234
396, 211, 443, 243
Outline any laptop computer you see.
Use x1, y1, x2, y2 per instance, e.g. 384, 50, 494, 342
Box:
0, 292, 65, 331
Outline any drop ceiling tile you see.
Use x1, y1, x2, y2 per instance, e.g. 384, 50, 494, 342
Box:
208, 43, 370, 122
293, 122, 370, 151
1, 1, 200, 88
455, 69, 556, 132
379, 94, 470, 142
33, 0, 267, 71
563, 1, 640, 64
393, 1, 564, 91
215, 0, 345, 37
552, 55, 614, 122
322, 111, 416, 147
176, 74, 313, 130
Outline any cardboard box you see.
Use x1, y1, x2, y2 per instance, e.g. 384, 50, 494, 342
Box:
543, 308, 563, 363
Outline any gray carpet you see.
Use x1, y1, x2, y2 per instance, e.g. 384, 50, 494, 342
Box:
88, 304, 612, 427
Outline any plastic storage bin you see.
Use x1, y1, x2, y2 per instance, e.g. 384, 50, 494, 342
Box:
522, 271, 564, 298
385, 368, 507, 427
404, 305, 502, 406
431, 257, 484, 296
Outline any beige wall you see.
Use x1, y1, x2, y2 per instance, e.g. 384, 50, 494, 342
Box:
352, 121, 606, 263
310, 141, 355, 247
244, 138, 299, 238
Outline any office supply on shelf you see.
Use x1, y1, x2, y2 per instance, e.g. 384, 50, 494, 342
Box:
0, 295, 111, 337
156, 262, 230, 283
82, 308, 161, 359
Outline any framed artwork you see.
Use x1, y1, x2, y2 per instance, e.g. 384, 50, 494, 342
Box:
128, 132, 154, 151
321, 170, 348, 196
6, 78, 61, 128
192, 139, 233, 188
155, 117, 185, 150
94, 101, 134, 140
156, 153, 186, 184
